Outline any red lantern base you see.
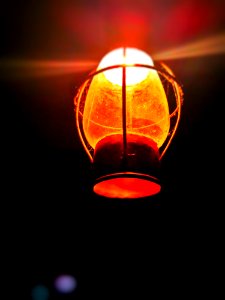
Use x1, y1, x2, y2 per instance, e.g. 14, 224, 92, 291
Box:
92, 134, 161, 199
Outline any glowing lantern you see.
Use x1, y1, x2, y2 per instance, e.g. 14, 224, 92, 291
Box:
75, 47, 183, 199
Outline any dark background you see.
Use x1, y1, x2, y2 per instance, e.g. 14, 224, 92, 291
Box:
1, 0, 225, 299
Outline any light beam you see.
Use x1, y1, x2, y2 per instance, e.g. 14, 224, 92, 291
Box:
153, 32, 225, 60
0, 59, 97, 78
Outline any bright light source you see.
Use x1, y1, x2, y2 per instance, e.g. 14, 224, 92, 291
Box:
98, 47, 154, 85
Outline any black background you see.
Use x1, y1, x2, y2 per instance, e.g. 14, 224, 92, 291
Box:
1, 1, 225, 299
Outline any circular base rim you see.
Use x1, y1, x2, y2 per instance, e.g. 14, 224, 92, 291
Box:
93, 172, 161, 199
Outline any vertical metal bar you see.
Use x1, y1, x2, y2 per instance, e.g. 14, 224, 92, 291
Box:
122, 47, 127, 163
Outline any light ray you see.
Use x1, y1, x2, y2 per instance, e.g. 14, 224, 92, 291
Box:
0, 59, 98, 78
153, 32, 225, 60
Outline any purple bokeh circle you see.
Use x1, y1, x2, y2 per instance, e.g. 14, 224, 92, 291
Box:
54, 274, 77, 294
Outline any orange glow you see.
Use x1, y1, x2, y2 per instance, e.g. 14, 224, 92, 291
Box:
0, 59, 97, 78
94, 177, 161, 198
82, 47, 170, 149
98, 48, 153, 85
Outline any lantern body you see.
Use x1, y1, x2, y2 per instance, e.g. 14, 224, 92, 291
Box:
75, 48, 182, 199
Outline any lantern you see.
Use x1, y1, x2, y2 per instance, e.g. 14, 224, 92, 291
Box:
75, 47, 183, 199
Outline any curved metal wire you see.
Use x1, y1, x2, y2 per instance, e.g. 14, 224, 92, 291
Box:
159, 63, 183, 160
74, 79, 94, 162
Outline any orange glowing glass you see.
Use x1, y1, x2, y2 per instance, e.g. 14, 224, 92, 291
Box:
82, 47, 170, 150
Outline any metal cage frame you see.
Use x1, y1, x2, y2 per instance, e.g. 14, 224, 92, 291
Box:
74, 62, 183, 162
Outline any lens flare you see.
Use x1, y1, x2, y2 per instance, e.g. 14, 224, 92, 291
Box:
153, 32, 225, 60
0, 59, 97, 78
